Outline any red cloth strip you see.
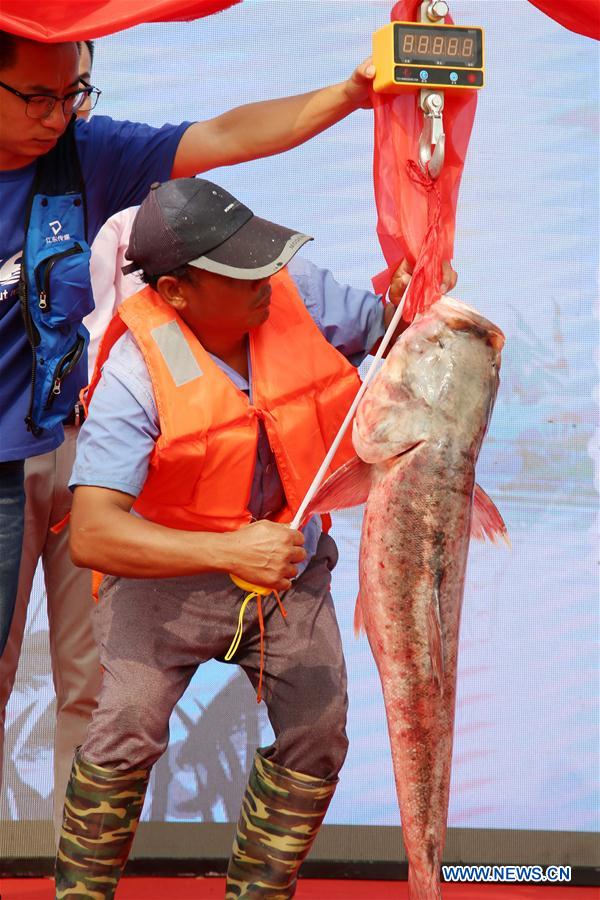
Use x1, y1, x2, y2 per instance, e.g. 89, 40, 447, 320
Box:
527, 1, 599, 40
0, 0, 241, 42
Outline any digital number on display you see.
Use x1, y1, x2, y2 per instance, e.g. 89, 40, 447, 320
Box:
402, 33, 474, 59
394, 26, 482, 67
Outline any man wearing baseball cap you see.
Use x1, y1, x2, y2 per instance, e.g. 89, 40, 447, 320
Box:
57, 178, 456, 898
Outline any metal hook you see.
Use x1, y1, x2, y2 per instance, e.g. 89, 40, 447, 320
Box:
418, 90, 445, 179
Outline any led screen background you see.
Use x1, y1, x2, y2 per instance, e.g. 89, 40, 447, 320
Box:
1, 0, 597, 841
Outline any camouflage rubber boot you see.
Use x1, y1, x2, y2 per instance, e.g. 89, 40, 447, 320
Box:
55, 751, 150, 899
226, 751, 337, 899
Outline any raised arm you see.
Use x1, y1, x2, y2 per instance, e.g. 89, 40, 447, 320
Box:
70, 485, 305, 592
171, 60, 375, 177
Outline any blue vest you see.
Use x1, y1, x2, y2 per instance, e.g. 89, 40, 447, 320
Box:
18, 118, 93, 436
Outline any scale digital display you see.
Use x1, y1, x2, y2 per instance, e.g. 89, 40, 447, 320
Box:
395, 25, 481, 68
372, 21, 485, 93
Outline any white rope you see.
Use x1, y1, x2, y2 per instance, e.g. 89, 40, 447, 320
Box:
290, 281, 410, 530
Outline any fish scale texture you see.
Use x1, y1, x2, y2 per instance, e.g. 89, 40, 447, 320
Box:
352, 299, 504, 899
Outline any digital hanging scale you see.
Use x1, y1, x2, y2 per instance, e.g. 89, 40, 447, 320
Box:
371, 4, 485, 180
373, 20, 484, 92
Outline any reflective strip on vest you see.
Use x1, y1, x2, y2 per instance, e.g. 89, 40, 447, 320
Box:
150, 320, 204, 387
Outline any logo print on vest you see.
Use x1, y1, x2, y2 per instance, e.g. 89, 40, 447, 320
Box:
45, 219, 71, 245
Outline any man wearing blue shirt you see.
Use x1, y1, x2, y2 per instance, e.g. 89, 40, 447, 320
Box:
0, 40, 111, 843
0, 30, 377, 661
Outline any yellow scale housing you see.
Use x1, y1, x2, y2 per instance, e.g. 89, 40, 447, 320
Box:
373, 21, 484, 93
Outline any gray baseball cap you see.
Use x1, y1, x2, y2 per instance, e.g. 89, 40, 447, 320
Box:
122, 178, 312, 280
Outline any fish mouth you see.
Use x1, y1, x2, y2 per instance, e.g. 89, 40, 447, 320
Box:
388, 440, 424, 465
396, 440, 423, 457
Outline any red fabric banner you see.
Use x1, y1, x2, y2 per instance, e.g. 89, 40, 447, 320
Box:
526, 0, 600, 41
371, 1, 477, 322
0, 0, 241, 42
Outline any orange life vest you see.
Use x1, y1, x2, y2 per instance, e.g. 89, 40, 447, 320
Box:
86, 268, 362, 532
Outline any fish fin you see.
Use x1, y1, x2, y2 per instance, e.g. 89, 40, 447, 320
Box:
353, 592, 364, 636
471, 484, 511, 546
301, 455, 372, 523
427, 585, 445, 696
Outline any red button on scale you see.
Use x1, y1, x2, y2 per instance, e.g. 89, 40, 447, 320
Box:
467, 73, 477, 84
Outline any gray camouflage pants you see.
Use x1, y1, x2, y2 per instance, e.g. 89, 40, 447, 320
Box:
81, 533, 348, 780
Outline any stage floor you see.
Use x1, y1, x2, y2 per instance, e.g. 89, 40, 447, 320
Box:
1, 879, 596, 899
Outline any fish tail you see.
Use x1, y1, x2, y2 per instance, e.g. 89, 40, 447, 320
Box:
408, 867, 443, 900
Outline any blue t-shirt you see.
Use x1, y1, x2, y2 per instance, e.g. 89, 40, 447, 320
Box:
0, 114, 190, 463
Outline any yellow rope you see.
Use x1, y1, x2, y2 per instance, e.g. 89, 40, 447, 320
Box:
226, 574, 288, 703
224, 591, 260, 662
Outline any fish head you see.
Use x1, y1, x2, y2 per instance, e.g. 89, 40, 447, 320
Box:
354, 297, 504, 465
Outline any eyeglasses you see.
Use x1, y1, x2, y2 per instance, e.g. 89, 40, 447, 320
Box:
0, 79, 101, 119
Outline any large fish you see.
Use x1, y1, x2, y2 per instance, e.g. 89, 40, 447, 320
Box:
306, 296, 507, 899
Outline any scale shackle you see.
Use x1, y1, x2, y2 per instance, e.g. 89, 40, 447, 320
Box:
426, 1, 449, 21
418, 90, 445, 179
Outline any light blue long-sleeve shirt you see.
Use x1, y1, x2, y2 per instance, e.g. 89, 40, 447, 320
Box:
70, 255, 385, 571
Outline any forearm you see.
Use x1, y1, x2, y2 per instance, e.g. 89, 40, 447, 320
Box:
70, 487, 305, 589
70, 501, 235, 579
217, 82, 357, 161
172, 75, 369, 177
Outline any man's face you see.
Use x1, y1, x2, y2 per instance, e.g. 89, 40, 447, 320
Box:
162, 267, 273, 339
0, 38, 80, 170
